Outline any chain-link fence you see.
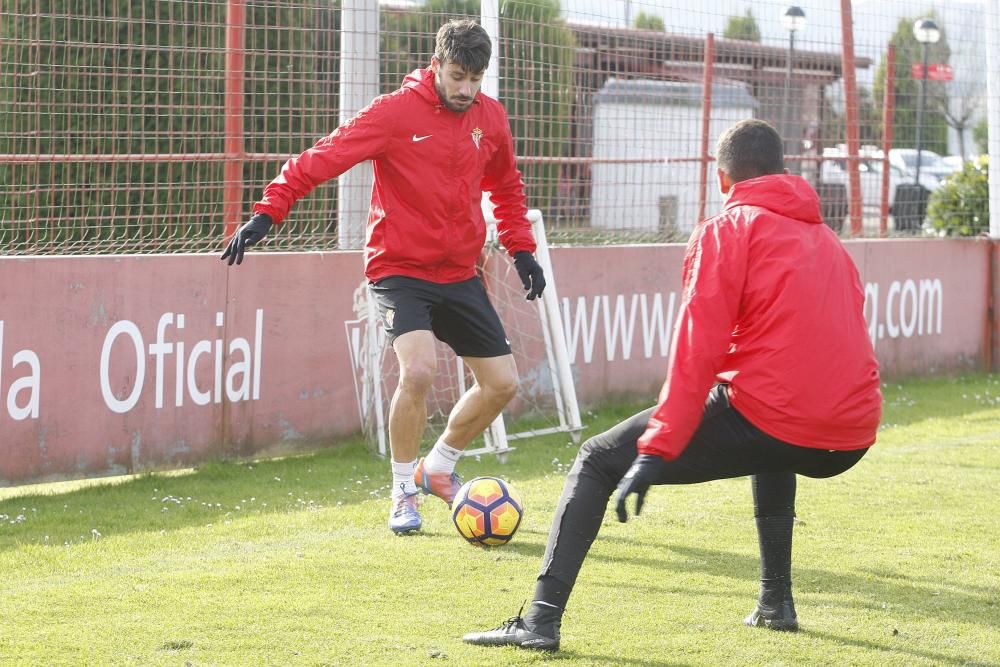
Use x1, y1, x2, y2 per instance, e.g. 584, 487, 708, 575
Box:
1, 0, 995, 255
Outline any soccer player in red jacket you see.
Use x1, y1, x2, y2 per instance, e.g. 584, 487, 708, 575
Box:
464, 119, 882, 651
221, 20, 545, 534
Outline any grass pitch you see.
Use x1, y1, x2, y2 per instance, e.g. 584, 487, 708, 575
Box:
1, 374, 998, 666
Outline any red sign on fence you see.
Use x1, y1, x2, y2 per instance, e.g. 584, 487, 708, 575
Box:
910, 63, 954, 81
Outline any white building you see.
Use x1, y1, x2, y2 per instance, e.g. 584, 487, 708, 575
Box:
590, 78, 758, 234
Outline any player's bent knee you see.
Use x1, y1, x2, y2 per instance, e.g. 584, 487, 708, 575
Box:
398, 363, 436, 394
576, 437, 605, 470
492, 376, 518, 402
572, 443, 621, 489
576, 435, 632, 484
479, 371, 518, 404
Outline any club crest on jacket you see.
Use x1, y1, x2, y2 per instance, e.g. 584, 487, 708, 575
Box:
471, 127, 483, 150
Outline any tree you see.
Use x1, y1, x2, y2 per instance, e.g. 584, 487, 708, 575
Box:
873, 15, 950, 155
819, 85, 883, 148
634, 11, 665, 32
929, 7, 984, 159
723, 9, 761, 42
973, 116, 988, 154
932, 85, 979, 158
499, 0, 577, 214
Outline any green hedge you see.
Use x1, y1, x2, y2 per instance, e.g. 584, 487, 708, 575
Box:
926, 156, 989, 236
1, 2, 571, 254
0, 1, 338, 253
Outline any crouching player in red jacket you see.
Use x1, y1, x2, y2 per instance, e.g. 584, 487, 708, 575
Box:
463, 119, 882, 651
221, 20, 545, 534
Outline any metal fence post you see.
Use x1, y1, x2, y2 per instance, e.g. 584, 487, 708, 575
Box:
223, 0, 246, 241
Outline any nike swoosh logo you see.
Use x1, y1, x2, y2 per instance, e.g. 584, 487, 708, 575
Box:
412, 134, 432, 142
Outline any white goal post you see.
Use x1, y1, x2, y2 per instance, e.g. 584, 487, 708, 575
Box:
345, 209, 583, 460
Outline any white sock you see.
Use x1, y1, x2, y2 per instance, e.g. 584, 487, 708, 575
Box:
423, 438, 463, 474
391, 459, 418, 496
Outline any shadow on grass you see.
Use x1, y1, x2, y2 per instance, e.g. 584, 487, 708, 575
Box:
497, 531, 547, 560
856, 565, 1000, 598
577, 539, 998, 664
549, 650, 690, 666
0, 440, 390, 550
560, 635, 967, 667
0, 396, 617, 552
799, 628, 988, 667
3, 445, 997, 666
0, 424, 589, 552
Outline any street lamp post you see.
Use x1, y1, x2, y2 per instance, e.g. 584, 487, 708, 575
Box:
781, 6, 806, 157
913, 18, 940, 185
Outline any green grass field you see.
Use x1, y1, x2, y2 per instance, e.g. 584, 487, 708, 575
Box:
2, 374, 998, 666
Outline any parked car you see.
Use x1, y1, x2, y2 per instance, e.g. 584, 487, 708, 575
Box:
820, 147, 938, 210
887, 148, 953, 185
941, 155, 968, 174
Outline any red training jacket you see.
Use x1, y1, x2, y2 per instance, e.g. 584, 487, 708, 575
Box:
253, 67, 536, 283
638, 174, 882, 460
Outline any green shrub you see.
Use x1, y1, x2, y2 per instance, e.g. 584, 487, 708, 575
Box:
927, 155, 989, 236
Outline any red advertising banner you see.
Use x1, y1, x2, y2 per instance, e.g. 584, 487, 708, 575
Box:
910, 63, 954, 81
0, 239, 993, 485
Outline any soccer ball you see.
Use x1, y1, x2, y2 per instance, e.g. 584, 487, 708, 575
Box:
451, 476, 524, 547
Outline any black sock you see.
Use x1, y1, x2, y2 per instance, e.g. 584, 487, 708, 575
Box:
755, 514, 794, 606
752, 473, 796, 607
523, 575, 569, 636
532, 574, 571, 611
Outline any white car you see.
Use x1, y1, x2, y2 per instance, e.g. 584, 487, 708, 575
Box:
941, 155, 968, 174
820, 150, 937, 210
887, 148, 953, 185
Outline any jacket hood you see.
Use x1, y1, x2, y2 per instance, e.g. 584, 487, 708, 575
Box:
403, 67, 443, 105
724, 174, 824, 224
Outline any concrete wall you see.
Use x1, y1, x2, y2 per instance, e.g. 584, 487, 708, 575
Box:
0, 238, 993, 485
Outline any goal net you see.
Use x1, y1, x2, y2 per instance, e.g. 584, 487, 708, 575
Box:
345, 209, 582, 459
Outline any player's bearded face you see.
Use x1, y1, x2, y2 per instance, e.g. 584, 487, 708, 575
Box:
432, 58, 483, 113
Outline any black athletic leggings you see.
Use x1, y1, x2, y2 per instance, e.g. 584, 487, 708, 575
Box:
538, 384, 869, 589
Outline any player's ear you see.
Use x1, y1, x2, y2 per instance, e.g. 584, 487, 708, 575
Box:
430, 55, 440, 74
717, 168, 733, 196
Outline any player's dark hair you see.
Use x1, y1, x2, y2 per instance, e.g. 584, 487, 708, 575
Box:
435, 19, 491, 74
715, 119, 785, 183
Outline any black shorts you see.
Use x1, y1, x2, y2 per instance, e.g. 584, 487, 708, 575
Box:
367, 275, 512, 357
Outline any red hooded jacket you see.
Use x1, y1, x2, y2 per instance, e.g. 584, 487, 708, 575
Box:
253, 68, 536, 283
638, 174, 882, 460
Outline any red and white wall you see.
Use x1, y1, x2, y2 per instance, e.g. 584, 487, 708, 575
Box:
1, 238, 995, 484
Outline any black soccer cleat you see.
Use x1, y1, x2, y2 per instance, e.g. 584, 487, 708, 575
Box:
463, 613, 560, 652
744, 598, 799, 632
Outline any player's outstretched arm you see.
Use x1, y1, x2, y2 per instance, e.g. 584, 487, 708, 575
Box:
221, 213, 273, 266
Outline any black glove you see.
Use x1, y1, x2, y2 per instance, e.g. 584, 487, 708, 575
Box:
513, 251, 546, 301
615, 454, 669, 523
221, 213, 273, 266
